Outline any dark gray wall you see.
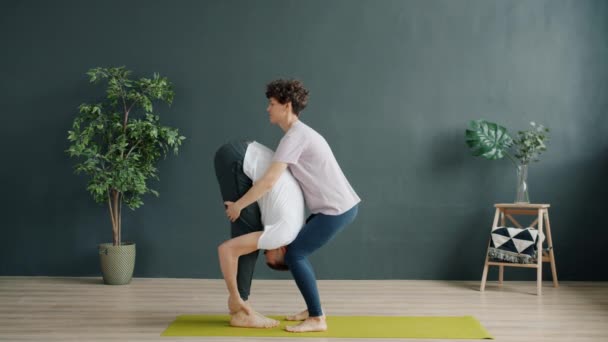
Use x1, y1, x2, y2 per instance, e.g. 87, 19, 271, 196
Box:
1, 0, 607, 280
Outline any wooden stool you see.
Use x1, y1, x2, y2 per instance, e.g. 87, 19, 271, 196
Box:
480, 203, 558, 295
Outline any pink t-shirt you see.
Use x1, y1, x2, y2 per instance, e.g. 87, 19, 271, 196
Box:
272, 120, 361, 215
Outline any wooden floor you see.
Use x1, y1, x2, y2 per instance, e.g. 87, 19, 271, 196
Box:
0, 277, 607, 341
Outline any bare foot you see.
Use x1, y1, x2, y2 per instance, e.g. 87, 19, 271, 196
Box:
230, 310, 280, 328
286, 309, 309, 321
285, 316, 327, 332
253, 310, 280, 327
228, 295, 251, 315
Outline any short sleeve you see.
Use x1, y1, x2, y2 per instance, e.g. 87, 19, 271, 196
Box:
242, 145, 256, 179
272, 133, 306, 164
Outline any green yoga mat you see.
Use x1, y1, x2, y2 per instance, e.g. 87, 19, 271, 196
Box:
161, 315, 493, 339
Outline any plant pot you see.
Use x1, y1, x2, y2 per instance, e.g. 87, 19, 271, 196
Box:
98, 242, 136, 285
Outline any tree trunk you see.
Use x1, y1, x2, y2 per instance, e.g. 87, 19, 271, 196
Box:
113, 190, 120, 246
108, 190, 118, 246
118, 193, 122, 245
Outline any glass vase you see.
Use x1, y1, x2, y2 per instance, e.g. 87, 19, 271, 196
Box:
515, 164, 530, 203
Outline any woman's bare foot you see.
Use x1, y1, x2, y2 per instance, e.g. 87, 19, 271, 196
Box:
285, 315, 327, 332
286, 309, 309, 321
228, 295, 252, 315
230, 310, 280, 328
253, 310, 280, 326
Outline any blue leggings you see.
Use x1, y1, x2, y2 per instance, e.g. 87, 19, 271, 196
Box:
284, 204, 359, 317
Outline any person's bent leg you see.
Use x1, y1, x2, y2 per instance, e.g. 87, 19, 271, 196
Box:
217, 231, 278, 328
285, 206, 358, 316
284, 220, 332, 319
218, 231, 263, 312
284, 205, 358, 332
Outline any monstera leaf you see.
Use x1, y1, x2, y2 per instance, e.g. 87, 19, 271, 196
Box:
465, 119, 514, 160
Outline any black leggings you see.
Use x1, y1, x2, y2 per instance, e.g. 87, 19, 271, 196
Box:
214, 140, 263, 301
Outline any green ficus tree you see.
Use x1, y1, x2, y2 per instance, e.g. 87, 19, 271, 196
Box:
66, 66, 186, 246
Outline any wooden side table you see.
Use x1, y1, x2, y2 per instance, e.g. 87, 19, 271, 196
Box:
480, 203, 558, 295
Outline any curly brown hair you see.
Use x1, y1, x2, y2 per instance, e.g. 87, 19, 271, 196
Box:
265, 79, 309, 115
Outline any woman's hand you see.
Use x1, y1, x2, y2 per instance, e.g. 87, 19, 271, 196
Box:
224, 201, 242, 222
228, 294, 252, 315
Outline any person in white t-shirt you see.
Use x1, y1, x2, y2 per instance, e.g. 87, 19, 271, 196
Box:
215, 140, 305, 328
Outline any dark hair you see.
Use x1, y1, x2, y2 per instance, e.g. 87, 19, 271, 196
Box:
265, 79, 309, 115
266, 261, 289, 271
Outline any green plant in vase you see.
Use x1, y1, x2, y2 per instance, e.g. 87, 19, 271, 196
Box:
66, 66, 186, 284
465, 120, 549, 203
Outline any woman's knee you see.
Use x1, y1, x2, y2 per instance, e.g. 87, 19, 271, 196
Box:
284, 249, 305, 266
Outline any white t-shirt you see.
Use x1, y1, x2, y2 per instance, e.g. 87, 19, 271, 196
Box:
243, 142, 305, 250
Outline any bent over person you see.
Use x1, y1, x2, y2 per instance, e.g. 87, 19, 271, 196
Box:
214, 140, 305, 328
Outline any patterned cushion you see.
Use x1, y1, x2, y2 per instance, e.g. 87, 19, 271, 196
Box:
488, 226, 544, 264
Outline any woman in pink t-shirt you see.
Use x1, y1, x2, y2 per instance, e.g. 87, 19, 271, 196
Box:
224, 79, 360, 332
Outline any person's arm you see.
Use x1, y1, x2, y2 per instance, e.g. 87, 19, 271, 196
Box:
217, 231, 263, 314
225, 162, 288, 222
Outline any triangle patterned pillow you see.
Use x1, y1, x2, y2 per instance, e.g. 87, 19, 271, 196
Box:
488, 226, 545, 264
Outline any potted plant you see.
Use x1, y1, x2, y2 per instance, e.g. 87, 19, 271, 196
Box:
465, 120, 550, 203
66, 66, 186, 284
